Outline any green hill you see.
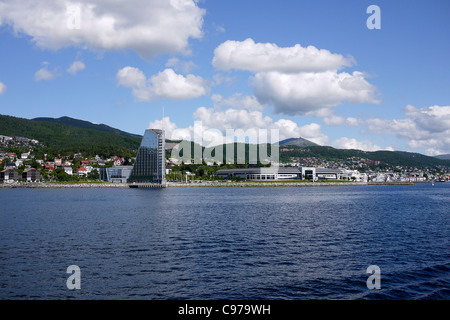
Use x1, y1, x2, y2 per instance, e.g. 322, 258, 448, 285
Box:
278, 145, 450, 169
0, 114, 142, 156
279, 137, 318, 147
32, 116, 142, 139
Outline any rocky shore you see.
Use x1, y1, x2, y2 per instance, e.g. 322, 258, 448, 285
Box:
0, 181, 414, 189
0, 182, 128, 188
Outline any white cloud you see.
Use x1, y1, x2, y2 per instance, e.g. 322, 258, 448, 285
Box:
211, 93, 264, 111
193, 106, 273, 131
366, 105, 450, 155
323, 115, 361, 127
0, 0, 205, 58
34, 62, 59, 81
425, 148, 446, 157
0, 82, 6, 95
331, 137, 393, 152
252, 71, 380, 115
272, 120, 328, 146
165, 58, 196, 73
212, 39, 380, 116
117, 67, 209, 101
116, 66, 147, 88
67, 61, 86, 75
212, 73, 237, 86
212, 38, 354, 73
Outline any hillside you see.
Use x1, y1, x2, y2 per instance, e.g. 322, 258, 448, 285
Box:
32, 116, 142, 139
0, 114, 142, 156
278, 145, 450, 169
279, 137, 318, 147
435, 154, 450, 160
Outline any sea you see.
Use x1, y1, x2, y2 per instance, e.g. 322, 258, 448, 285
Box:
0, 183, 449, 300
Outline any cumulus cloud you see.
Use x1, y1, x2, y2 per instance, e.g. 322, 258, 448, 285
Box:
252, 71, 380, 115
211, 93, 264, 111
117, 67, 209, 101
0, 0, 205, 58
34, 62, 59, 81
323, 115, 361, 127
331, 137, 393, 152
213, 38, 354, 73
0, 82, 6, 95
366, 105, 450, 155
212, 38, 380, 116
165, 58, 196, 73
116, 66, 147, 88
67, 61, 86, 75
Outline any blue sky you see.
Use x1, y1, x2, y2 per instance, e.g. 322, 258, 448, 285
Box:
0, 0, 449, 155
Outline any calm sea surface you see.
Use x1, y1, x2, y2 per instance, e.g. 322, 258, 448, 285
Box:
0, 183, 449, 300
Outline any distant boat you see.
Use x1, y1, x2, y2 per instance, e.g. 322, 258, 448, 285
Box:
431, 180, 435, 186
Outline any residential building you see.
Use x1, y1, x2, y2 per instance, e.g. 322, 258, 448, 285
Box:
22, 168, 41, 182
1, 168, 19, 183
113, 157, 123, 166
77, 166, 88, 177
61, 166, 73, 175
4, 162, 16, 169
44, 164, 55, 171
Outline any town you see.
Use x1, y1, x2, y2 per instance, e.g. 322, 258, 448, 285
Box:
1, 134, 449, 185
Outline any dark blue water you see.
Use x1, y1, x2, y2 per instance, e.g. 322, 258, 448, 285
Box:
0, 183, 449, 300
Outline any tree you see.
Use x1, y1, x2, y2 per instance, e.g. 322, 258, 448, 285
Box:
88, 169, 99, 180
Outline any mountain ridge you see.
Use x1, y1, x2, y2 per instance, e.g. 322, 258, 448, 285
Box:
279, 137, 318, 147
435, 154, 450, 160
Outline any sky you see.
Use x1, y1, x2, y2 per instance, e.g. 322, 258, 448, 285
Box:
0, 0, 449, 156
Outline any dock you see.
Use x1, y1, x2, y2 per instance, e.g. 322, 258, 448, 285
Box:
128, 183, 167, 188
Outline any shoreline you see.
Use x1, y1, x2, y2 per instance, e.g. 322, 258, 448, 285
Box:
0, 181, 416, 189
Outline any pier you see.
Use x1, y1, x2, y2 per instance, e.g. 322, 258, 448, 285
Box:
128, 183, 167, 188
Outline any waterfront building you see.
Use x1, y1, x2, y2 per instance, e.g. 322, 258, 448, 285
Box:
128, 129, 166, 184
215, 167, 303, 181
99, 166, 133, 183
215, 167, 348, 181
22, 168, 41, 182
1, 168, 19, 183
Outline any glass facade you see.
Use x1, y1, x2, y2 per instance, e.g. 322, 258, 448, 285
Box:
128, 129, 165, 184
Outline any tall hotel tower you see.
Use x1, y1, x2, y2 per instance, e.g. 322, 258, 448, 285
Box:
127, 129, 166, 184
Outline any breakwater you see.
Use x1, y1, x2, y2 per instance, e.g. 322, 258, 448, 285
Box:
0, 182, 128, 188
0, 181, 414, 189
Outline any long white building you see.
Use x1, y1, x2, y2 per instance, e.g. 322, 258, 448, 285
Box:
215, 167, 349, 181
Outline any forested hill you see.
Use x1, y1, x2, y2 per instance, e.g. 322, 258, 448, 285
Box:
0, 114, 142, 156
279, 146, 450, 169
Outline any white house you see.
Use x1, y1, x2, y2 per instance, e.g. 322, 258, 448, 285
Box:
62, 166, 73, 175
77, 166, 88, 177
